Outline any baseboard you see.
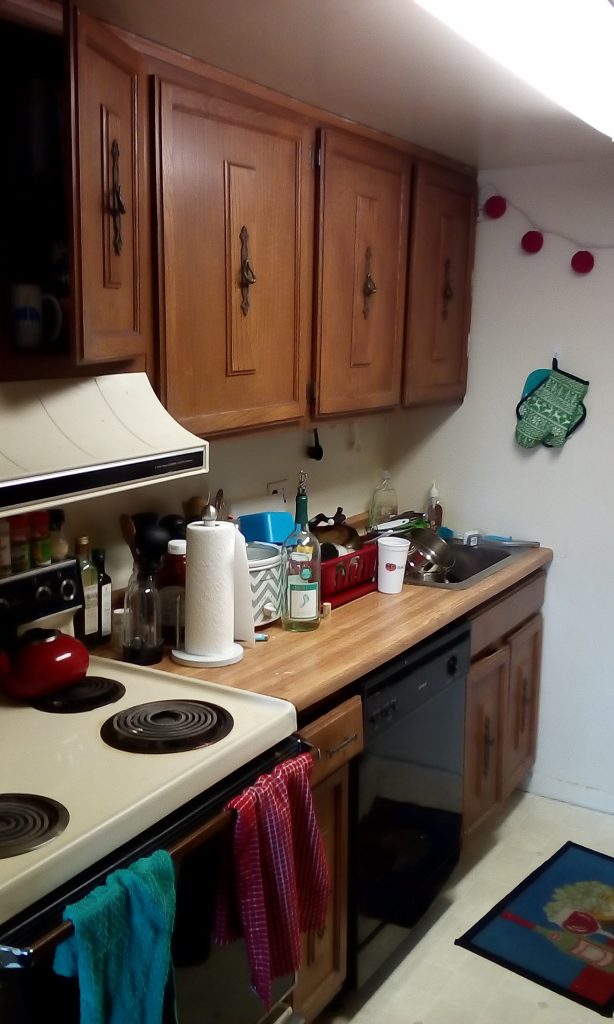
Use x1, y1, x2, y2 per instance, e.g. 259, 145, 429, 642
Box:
524, 772, 614, 815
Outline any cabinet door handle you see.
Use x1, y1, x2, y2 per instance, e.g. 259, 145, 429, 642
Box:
110, 139, 126, 256
442, 258, 454, 320
240, 225, 257, 315
520, 675, 531, 732
483, 715, 496, 777
326, 732, 358, 758
363, 246, 377, 318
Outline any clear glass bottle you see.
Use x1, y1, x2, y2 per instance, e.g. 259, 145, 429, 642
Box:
368, 471, 398, 529
281, 470, 321, 632
122, 560, 164, 665
92, 548, 112, 645
74, 536, 99, 648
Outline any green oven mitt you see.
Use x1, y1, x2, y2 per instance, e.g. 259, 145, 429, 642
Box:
515, 363, 589, 449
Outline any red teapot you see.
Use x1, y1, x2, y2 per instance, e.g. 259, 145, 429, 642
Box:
0, 628, 89, 700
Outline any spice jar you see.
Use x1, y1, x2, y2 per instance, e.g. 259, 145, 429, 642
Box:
49, 508, 69, 562
30, 510, 52, 567
9, 515, 31, 574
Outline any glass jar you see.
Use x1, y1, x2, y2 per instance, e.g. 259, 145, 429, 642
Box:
122, 562, 163, 665
30, 510, 52, 567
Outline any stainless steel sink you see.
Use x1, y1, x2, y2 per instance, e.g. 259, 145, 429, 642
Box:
405, 540, 520, 590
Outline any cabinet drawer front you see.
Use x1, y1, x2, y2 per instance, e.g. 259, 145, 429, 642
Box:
299, 695, 363, 787
469, 571, 546, 658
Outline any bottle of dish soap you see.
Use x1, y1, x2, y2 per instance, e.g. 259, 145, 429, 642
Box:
427, 481, 443, 533
368, 471, 398, 529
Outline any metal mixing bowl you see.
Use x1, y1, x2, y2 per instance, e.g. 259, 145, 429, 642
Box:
407, 528, 455, 571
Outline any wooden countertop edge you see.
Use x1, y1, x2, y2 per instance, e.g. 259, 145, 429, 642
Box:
101, 547, 552, 716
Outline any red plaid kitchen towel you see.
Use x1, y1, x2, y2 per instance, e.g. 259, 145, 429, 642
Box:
213, 752, 330, 1008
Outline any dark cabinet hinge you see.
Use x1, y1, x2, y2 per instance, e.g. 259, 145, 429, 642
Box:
309, 145, 321, 169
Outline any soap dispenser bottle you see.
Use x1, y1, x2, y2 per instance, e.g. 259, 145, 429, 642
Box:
427, 481, 443, 533
368, 471, 398, 529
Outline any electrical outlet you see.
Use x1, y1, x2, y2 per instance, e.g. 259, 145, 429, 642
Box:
266, 478, 288, 499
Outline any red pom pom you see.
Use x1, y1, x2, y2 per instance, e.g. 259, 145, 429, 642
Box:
521, 230, 544, 254
483, 195, 507, 219
571, 250, 594, 274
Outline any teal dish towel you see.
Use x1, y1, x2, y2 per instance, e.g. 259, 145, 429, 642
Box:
54, 850, 176, 1024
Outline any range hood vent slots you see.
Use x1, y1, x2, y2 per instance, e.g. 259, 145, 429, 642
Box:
0, 373, 208, 515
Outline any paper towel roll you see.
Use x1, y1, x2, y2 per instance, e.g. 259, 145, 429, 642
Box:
175, 520, 244, 667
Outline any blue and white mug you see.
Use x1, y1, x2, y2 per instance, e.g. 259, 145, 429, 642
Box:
11, 283, 62, 350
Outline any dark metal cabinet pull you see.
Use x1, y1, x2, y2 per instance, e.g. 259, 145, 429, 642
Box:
363, 246, 377, 318
110, 139, 126, 256
520, 675, 531, 732
240, 225, 256, 315
442, 257, 454, 320
483, 714, 496, 777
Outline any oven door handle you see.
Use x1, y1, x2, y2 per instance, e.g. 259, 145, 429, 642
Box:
0, 806, 234, 968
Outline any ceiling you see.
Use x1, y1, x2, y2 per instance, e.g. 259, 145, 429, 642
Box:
80, 0, 614, 169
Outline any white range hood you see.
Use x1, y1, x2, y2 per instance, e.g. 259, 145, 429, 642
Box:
0, 373, 208, 515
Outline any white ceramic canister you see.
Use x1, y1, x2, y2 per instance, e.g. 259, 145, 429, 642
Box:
246, 542, 283, 627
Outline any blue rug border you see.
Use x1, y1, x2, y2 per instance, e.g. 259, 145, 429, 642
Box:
455, 841, 614, 1018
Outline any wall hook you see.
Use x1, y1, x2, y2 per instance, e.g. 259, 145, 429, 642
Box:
307, 428, 324, 461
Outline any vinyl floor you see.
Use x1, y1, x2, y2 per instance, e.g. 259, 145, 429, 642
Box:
317, 792, 614, 1024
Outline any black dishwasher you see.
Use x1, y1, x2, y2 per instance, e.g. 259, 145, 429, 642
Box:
348, 620, 471, 988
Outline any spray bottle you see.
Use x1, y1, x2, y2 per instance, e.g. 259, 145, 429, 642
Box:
427, 481, 443, 533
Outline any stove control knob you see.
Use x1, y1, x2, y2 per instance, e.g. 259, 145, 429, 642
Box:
60, 578, 77, 602
35, 584, 53, 604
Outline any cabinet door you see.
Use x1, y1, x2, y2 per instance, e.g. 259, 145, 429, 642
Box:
463, 646, 508, 833
403, 162, 476, 406
68, 6, 152, 365
502, 613, 543, 799
314, 129, 410, 416
293, 765, 348, 1023
155, 80, 313, 436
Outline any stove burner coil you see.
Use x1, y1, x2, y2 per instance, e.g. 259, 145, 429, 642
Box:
32, 677, 126, 713
0, 794, 70, 858
100, 699, 234, 753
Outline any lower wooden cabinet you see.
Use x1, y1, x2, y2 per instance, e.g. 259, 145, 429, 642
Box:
502, 613, 543, 800
464, 592, 544, 833
463, 645, 508, 833
294, 695, 363, 1022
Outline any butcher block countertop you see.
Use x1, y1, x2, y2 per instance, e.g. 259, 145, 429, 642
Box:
111, 546, 552, 718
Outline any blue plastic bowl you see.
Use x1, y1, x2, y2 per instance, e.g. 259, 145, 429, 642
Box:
238, 511, 295, 543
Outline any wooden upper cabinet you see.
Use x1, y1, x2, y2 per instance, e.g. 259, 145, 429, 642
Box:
314, 130, 410, 416
68, 6, 152, 365
403, 163, 476, 406
154, 78, 314, 436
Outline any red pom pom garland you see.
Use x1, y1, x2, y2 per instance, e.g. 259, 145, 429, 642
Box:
483, 195, 507, 219
480, 187, 602, 275
521, 230, 544, 254
570, 250, 595, 274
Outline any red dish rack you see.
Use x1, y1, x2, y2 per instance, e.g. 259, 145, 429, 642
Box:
321, 542, 378, 609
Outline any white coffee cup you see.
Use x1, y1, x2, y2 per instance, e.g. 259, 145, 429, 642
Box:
11, 283, 63, 350
377, 536, 410, 594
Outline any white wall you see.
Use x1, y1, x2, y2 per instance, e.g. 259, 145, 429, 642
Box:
390, 158, 614, 813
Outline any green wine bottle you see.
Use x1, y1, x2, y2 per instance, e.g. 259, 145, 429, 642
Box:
281, 470, 321, 632
502, 911, 614, 970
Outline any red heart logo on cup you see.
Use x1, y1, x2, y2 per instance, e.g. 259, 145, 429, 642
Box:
385, 561, 396, 571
